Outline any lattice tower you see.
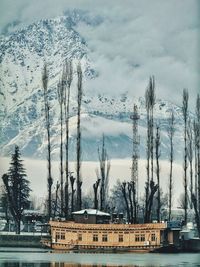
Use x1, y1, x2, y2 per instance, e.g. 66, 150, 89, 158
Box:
130, 104, 140, 202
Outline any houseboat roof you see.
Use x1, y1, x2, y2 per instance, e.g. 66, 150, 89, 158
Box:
72, 209, 110, 217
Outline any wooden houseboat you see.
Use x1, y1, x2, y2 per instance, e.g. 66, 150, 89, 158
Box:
42, 209, 181, 252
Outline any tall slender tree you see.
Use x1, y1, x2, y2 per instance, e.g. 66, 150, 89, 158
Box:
167, 110, 175, 221
76, 63, 83, 211
63, 60, 73, 219
98, 135, 111, 211
144, 87, 151, 222
155, 125, 161, 222
57, 79, 64, 217
128, 182, 134, 223
53, 181, 60, 218
192, 94, 200, 237
194, 119, 198, 202
121, 182, 130, 223
146, 180, 158, 222
182, 89, 189, 224
187, 119, 193, 208
195, 95, 200, 213
2, 146, 31, 234
42, 64, 53, 220
144, 76, 156, 222
93, 178, 100, 210
149, 77, 156, 182
70, 174, 76, 215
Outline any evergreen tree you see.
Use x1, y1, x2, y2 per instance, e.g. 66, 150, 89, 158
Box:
2, 146, 31, 234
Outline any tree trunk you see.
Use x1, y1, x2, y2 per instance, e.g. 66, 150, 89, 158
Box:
168, 110, 175, 221
42, 64, 53, 220
121, 182, 130, 223
70, 175, 76, 215
93, 179, 100, 210
76, 63, 82, 211
64, 61, 73, 220
128, 183, 133, 223
182, 89, 189, 225
144, 77, 156, 223
53, 181, 60, 218
155, 125, 161, 222
192, 194, 200, 237
147, 180, 158, 223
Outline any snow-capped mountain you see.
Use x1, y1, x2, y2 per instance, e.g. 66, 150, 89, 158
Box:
0, 11, 188, 161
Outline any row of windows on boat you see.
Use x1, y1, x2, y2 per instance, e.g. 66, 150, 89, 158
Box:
55, 233, 157, 242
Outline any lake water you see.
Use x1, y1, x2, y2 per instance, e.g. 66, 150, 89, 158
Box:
0, 248, 199, 267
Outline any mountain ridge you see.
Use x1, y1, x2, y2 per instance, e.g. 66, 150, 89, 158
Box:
0, 12, 190, 161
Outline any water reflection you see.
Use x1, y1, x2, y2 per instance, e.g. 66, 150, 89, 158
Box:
0, 250, 200, 267
0, 264, 139, 267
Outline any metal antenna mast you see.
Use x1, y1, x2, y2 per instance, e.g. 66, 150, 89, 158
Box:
130, 104, 140, 202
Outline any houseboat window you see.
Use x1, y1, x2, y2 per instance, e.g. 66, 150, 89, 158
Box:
78, 234, 82, 241
151, 233, 156, 241
60, 232, 65, 240
140, 234, 145, 242
119, 234, 123, 242
93, 234, 98, 242
102, 234, 108, 242
135, 234, 140, 242
55, 232, 60, 240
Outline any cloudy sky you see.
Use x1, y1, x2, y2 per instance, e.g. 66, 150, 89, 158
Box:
0, 0, 199, 107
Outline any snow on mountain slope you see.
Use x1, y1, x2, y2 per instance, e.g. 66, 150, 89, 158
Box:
0, 12, 190, 161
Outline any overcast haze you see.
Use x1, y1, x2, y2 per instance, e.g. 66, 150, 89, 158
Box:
0, 0, 199, 107
0, 1, 199, 204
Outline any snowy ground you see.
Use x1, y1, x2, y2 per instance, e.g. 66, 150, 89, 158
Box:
0, 157, 184, 207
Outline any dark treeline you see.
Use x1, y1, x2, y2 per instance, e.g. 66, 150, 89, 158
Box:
1, 64, 200, 236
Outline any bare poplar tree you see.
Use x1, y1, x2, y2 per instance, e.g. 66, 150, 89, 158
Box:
149, 77, 156, 182
93, 178, 100, 210
76, 63, 83, 211
70, 174, 76, 215
167, 110, 175, 221
57, 79, 65, 217
42, 64, 53, 220
187, 119, 193, 208
98, 135, 111, 211
53, 181, 60, 218
182, 89, 189, 224
192, 94, 200, 237
131, 181, 137, 223
195, 95, 200, 212
128, 182, 134, 223
121, 182, 130, 223
146, 180, 158, 222
127, 180, 137, 223
155, 125, 161, 222
63, 60, 73, 219
144, 87, 151, 222
144, 76, 156, 222
194, 120, 198, 201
